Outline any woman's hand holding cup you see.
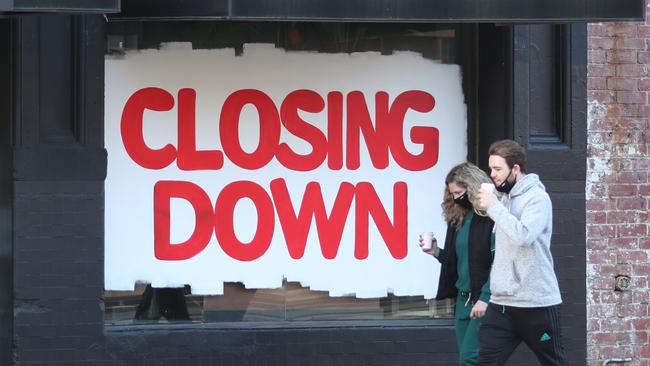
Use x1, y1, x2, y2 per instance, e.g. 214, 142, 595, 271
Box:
419, 232, 439, 257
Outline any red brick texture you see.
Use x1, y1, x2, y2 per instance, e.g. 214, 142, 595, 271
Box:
587, 4, 650, 365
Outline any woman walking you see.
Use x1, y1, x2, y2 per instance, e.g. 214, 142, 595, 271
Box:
420, 162, 495, 365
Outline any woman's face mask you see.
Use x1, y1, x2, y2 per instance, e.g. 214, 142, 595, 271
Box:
454, 192, 472, 209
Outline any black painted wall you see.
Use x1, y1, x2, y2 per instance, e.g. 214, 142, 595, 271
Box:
10, 15, 107, 365
512, 23, 588, 366
7, 15, 586, 365
0, 18, 14, 366
477, 23, 588, 364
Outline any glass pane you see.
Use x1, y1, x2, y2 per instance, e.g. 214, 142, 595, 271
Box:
105, 21, 457, 63
104, 20, 461, 324
105, 281, 455, 324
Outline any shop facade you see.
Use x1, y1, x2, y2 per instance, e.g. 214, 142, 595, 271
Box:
0, 1, 645, 364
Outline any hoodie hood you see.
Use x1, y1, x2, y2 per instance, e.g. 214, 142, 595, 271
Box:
510, 173, 545, 198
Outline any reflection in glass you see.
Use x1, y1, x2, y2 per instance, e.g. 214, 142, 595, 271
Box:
105, 281, 454, 324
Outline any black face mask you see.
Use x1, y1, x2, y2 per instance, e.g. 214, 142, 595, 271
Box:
454, 192, 472, 209
495, 168, 516, 193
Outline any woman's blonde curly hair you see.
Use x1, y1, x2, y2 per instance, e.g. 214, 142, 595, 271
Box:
442, 162, 492, 228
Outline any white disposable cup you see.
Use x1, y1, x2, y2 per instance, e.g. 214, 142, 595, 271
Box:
420, 232, 435, 250
481, 182, 495, 194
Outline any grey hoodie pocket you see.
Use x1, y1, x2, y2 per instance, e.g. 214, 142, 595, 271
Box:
499, 262, 522, 296
491, 260, 522, 297
512, 261, 521, 283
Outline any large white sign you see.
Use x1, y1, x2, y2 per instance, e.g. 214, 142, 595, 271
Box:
105, 43, 467, 297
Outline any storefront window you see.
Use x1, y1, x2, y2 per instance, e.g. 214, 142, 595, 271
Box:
104, 21, 462, 325
105, 281, 454, 324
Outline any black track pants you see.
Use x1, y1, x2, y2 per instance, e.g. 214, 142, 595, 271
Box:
477, 302, 567, 366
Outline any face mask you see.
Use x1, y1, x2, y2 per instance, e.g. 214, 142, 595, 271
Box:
454, 192, 472, 209
495, 168, 516, 193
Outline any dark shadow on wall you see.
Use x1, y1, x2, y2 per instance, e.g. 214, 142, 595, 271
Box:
0, 18, 14, 366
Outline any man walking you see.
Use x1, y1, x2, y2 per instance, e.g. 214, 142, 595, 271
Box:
476, 139, 566, 365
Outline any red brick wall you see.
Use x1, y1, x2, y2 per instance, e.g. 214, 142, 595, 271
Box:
587, 7, 650, 366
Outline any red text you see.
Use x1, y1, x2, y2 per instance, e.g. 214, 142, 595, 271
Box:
121, 88, 439, 171
154, 179, 408, 261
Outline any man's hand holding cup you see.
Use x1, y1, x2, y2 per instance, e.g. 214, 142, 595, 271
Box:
478, 182, 497, 210
419, 231, 439, 257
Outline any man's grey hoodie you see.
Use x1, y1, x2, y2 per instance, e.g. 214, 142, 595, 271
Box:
486, 173, 562, 307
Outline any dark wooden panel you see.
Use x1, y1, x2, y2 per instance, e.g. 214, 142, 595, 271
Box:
12, 16, 39, 146
513, 23, 587, 365
12, 15, 107, 179
528, 25, 565, 144
0, 17, 13, 366
10, 15, 108, 365
76, 15, 106, 147
514, 24, 574, 147
527, 150, 587, 180
478, 23, 587, 365
38, 15, 75, 143
13, 147, 107, 181
1, 0, 118, 13
568, 23, 587, 151
112, 0, 645, 22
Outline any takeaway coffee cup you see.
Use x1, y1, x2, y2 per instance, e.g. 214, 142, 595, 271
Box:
480, 182, 495, 194
419, 231, 435, 251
